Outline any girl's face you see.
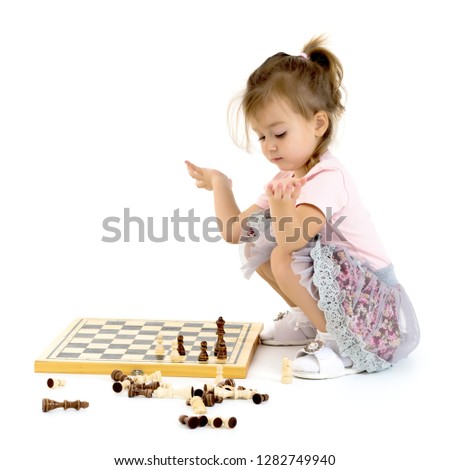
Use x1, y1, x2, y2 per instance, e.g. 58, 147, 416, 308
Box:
251, 99, 326, 177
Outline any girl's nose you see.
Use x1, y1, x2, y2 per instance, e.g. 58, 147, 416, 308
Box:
264, 138, 277, 153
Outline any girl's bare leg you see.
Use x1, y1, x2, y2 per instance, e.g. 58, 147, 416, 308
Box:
267, 247, 327, 332
255, 261, 296, 307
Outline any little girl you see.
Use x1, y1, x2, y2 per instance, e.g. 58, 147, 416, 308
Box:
185, 36, 420, 379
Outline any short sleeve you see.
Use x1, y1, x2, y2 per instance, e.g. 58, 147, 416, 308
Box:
296, 168, 348, 220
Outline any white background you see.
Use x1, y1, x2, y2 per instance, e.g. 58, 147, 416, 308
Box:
1, 1, 448, 469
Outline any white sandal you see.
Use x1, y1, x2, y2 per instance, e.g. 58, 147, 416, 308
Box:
292, 338, 363, 379
259, 308, 316, 346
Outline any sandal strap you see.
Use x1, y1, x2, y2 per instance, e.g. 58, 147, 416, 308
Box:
296, 344, 347, 376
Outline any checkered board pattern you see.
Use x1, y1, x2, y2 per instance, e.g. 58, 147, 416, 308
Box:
34, 318, 263, 378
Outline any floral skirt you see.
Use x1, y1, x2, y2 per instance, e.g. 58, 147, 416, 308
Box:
241, 236, 420, 372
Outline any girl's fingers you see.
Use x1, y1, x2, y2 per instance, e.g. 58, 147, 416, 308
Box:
185, 161, 203, 180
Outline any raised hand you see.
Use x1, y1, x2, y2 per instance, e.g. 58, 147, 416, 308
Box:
265, 177, 306, 203
185, 160, 230, 191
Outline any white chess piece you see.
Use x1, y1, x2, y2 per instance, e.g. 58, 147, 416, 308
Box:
281, 356, 293, 384
215, 365, 224, 384
155, 334, 165, 356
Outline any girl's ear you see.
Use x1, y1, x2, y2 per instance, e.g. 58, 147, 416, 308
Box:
314, 111, 329, 137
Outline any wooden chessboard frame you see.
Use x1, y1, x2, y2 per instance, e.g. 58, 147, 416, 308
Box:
34, 317, 263, 378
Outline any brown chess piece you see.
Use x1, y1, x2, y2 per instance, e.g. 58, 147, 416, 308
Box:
177, 335, 186, 356
214, 317, 225, 356
198, 340, 209, 362
198, 341, 209, 362
252, 393, 269, 404
42, 398, 89, 412
111, 369, 128, 382
216, 338, 227, 363
128, 385, 153, 398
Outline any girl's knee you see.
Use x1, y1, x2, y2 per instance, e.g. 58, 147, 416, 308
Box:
270, 247, 295, 279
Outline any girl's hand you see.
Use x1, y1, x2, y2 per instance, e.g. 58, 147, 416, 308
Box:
265, 177, 306, 203
185, 160, 230, 191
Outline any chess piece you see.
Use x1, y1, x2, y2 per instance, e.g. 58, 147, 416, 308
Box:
217, 378, 235, 388
214, 316, 226, 356
281, 357, 293, 384
177, 335, 186, 356
216, 338, 227, 363
190, 396, 207, 414
208, 416, 223, 428
223, 417, 238, 429
112, 379, 132, 393
128, 385, 153, 398
214, 386, 234, 399
198, 340, 209, 362
133, 371, 163, 383
42, 398, 89, 412
233, 388, 254, 400
173, 386, 194, 399
252, 393, 269, 404
154, 334, 165, 357
111, 369, 129, 382
179, 414, 199, 429
178, 415, 207, 428
215, 365, 224, 384
153, 385, 174, 398
202, 390, 217, 407
46, 378, 66, 389
170, 339, 184, 362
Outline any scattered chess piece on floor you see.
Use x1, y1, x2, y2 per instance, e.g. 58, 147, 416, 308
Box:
215, 365, 224, 384
208, 416, 223, 428
252, 393, 269, 405
46, 378, 65, 389
42, 398, 89, 412
281, 357, 293, 384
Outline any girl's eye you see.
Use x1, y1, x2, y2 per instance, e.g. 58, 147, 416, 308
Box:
275, 132, 286, 139
258, 136, 265, 141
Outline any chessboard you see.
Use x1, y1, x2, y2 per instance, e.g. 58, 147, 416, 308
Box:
34, 318, 263, 378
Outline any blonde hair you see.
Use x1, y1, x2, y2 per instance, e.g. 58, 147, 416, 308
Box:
230, 36, 345, 172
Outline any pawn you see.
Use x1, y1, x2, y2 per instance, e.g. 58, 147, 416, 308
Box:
223, 417, 238, 429
177, 335, 186, 356
46, 378, 66, 389
198, 340, 209, 362
112, 379, 132, 393
179, 414, 199, 429
281, 357, 293, 384
208, 416, 223, 428
154, 334, 165, 357
215, 365, 224, 384
252, 393, 269, 404
42, 398, 89, 412
111, 369, 129, 382
170, 339, 184, 362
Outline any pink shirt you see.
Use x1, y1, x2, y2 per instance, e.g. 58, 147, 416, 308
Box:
255, 152, 391, 270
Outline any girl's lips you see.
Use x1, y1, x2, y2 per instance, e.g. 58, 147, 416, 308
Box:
271, 157, 283, 162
